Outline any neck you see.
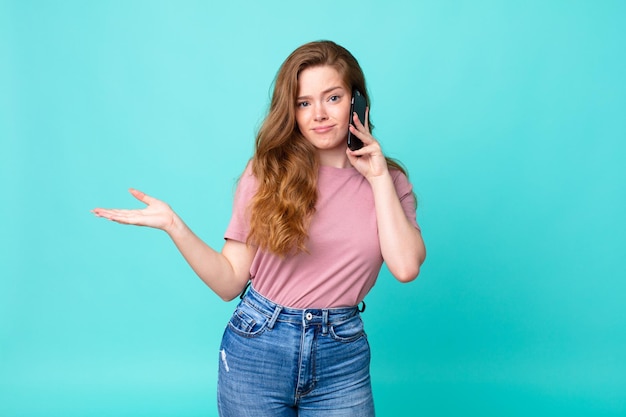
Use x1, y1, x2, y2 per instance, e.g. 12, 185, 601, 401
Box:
317, 148, 351, 168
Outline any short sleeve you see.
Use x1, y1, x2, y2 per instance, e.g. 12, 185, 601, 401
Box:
224, 163, 258, 243
391, 169, 421, 232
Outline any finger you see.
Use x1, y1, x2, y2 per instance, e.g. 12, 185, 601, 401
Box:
347, 144, 371, 158
346, 147, 361, 164
92, 208, 116, 217
129, 188, 156, 205
352, 108, 371, 133
352, 112, 367, 131
348, 135, 383, 158
92, 207, 141, 222
349, 124, 376, 146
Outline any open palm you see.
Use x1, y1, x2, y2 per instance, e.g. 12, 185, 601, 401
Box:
92, 188, 175, 232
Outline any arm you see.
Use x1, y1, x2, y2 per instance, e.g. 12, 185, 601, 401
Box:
367, 173, 425, 282
346, 112, 426, 282
92, 188, 255, 300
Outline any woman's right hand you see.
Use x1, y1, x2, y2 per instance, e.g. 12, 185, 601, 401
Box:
92, 188, 176, 232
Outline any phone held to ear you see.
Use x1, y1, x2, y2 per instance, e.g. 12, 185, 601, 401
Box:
347, 89, 367, 151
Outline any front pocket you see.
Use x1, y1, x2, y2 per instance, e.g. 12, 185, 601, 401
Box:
329, 315, 366, 343
227, 302, 269, 338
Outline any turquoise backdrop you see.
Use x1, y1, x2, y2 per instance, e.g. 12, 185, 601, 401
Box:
1, 1, 624, 416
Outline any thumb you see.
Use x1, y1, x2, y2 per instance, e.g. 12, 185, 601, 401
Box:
129, 188, 154, 205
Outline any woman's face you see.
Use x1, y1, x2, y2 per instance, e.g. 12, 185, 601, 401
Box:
295, 65, 352, 165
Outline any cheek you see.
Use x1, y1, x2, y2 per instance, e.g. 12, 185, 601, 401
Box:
295, 112, 306, 131
337, 102, 351, 124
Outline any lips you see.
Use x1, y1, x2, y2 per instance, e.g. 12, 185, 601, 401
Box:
312, 125, 335, 133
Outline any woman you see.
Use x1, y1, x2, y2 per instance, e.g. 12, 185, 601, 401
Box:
93, 40, 425, 416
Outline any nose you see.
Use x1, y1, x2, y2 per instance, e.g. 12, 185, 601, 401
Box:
314, 103, 328, 121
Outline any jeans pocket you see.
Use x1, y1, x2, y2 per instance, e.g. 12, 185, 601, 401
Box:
329, 314, 366, 343
227, 301, 269, 338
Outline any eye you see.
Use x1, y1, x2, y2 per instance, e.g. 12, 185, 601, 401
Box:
329, 95, 340, 102
297, 101, 309, 108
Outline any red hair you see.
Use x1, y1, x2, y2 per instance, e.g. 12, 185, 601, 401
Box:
247, 40, 407, 255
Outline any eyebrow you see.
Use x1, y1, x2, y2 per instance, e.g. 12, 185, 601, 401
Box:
296, 86, 345, 101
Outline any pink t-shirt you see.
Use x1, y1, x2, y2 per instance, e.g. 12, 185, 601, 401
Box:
225, 163, 420, 308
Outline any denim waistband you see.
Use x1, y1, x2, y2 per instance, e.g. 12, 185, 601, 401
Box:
241, 286, 361, 330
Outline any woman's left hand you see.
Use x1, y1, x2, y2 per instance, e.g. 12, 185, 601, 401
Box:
346, 108, 389, 180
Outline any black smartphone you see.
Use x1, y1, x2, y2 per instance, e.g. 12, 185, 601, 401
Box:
347, 89, 367, 151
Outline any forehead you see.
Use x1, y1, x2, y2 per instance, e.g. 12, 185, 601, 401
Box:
297, 65, 347, 94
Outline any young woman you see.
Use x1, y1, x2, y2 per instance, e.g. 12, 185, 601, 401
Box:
93, 40, 425, 417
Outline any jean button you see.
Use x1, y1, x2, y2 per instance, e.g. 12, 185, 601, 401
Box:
305, 312, 313, 321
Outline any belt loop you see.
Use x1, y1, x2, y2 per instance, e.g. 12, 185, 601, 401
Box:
321, 310, 329, 335
267, 305, 283, 330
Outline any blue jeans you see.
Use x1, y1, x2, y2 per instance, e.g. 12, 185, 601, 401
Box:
217, 286, 375, 417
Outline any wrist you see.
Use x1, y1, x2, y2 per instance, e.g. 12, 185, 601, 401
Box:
366, 170, 392, 186
164, 212, 185, 237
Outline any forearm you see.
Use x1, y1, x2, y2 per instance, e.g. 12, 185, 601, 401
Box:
369, 173, 426, 282
165, 215, 250, 300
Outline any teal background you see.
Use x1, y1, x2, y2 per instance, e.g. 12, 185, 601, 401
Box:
1, 0, 625, 416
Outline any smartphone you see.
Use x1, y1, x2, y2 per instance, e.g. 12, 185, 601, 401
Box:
347, 89, 367, 151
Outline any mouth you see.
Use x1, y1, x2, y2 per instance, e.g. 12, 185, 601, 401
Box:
312, 125, 335, 133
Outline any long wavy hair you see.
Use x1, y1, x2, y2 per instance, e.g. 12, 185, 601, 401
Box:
247, 40, 407, 256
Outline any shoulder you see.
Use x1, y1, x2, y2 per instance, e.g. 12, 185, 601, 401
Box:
389, 167, 413, 192
233, 160, 259, 201
389, 167, 408, 181
238, 160, 258, 185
